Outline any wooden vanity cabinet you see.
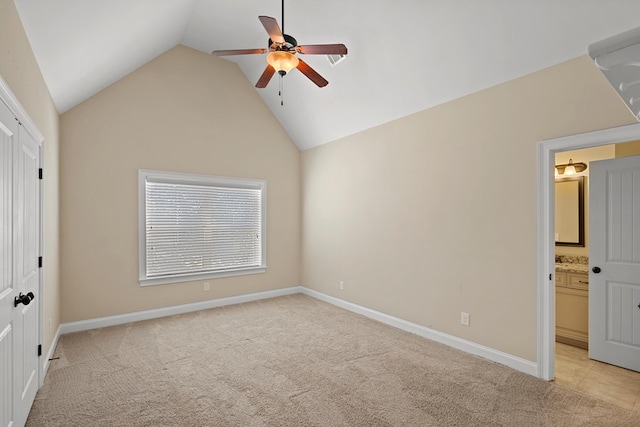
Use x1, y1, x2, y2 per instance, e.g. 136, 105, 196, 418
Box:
555, 271, 589, 349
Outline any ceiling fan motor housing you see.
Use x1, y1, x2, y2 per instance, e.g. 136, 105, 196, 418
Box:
269, 34, 298, 51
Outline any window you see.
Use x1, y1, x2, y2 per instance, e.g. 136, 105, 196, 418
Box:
139, 170, 266, 286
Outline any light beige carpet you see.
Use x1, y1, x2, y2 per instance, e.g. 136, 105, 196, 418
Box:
27, 294, 636, 426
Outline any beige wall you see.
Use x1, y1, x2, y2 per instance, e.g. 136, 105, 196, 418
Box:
60, 45, 300, 322
301, 55, 636, 361
616, 139, 640, 157
0, 0, 60, 358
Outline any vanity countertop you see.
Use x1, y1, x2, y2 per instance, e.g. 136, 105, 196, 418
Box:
555, 255, 589, 274
555, 263, 589, 274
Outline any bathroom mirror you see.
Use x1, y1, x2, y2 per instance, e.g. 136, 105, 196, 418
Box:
555, 176, 585, 247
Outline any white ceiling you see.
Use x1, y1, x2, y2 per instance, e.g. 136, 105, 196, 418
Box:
14, 0, 640, 150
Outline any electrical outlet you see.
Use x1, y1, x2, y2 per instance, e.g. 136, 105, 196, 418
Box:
461, 312, 470, 326
339, 281, 344, 290
203, 282, 210, 291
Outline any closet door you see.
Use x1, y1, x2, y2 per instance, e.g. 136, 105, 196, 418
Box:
14, 124, 40, 423
0, 99, 19, 427
0, 98, 41, 427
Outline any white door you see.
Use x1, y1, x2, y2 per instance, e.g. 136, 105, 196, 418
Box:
589, 155, 640, 372
1, 98, 19, 427
0, 99, 40, 427
15, 123, 41, 423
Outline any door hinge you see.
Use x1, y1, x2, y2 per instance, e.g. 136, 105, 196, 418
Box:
38, 256, 43, 268
39, 168, 43, 180
38, 344, 42, 357
549, 273, 552, 281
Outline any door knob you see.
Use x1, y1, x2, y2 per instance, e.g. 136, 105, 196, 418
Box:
14, 292, 34, 307
592, 266, 601, 274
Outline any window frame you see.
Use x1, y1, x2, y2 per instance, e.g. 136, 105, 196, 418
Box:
138, 169, 267, 286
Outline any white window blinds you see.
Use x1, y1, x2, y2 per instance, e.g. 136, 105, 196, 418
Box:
139, 170, 266, 285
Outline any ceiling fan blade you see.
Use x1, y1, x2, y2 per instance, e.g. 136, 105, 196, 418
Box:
296, 58, 329, 88
256, 65, 276, 88
258, 16, 285, 44
212, 48, 268, 56
297, 44, 348, 55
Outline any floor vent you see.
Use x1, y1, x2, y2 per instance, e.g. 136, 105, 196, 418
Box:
327, 54, 346, 67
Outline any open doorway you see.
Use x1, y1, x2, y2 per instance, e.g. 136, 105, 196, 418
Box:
553, 145, 614, 351
550, 145, 640, 409
537, 123, 640, 382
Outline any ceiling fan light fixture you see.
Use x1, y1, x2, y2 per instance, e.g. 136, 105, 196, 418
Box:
267, 51, 299, 76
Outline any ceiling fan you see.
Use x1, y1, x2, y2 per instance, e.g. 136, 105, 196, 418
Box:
212, 1, 347, 89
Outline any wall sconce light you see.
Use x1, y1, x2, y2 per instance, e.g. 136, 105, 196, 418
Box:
555, 159, 587, 176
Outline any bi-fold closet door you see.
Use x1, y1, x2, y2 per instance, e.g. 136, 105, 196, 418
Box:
0, 98, 41, 427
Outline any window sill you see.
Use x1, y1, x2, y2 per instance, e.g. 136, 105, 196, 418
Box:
139, 266, 266, 287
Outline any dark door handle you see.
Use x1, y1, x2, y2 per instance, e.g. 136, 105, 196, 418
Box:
14, 292, 34, 307
592, 266, 601, 274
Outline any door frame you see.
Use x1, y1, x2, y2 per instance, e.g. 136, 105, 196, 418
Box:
0, 76, 46, 387
537, 122, 640, 380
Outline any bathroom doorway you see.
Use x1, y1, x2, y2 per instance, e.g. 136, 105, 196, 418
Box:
552, 144, 640, 410
537, 123, 640, 381
539, 124, 640, 410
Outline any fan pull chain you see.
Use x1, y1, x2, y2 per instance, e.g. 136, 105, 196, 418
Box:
279, 75, 284, 106
278, 0, 285, 106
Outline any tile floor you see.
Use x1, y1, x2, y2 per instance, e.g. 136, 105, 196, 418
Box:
555, 342, 640, 412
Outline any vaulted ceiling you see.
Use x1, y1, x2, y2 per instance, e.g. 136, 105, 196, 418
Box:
14, 0, 640, 150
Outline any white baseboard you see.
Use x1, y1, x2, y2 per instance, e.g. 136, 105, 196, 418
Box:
300, 287, 539, 377
55, 284, 537, 378
41, 325, 62, 385
59, 286, 303, 335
